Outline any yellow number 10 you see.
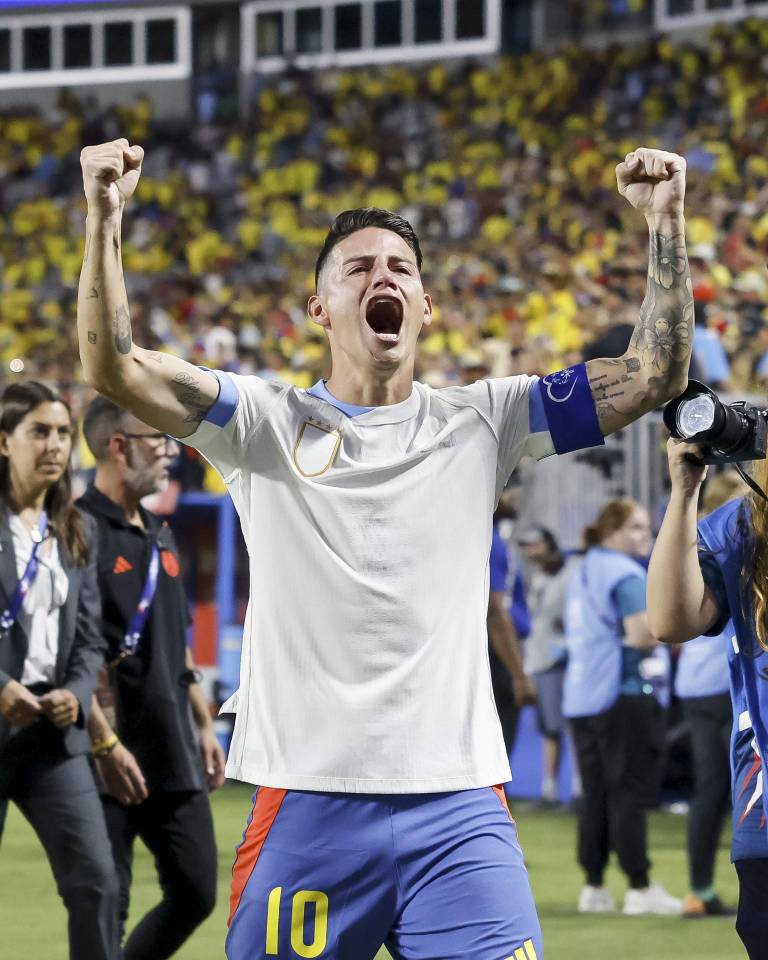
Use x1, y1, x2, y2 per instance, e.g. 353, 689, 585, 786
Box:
266, 886, 329, 958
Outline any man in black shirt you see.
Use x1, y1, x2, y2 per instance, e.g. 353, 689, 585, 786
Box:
79, 395, 225, 960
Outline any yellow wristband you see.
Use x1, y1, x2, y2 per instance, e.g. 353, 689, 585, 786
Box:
91, 733, 119, 758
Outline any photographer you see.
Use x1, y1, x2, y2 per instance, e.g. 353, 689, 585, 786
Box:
648, 440, 768, 958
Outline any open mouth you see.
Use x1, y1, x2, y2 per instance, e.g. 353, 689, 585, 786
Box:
365, 297, 403, 343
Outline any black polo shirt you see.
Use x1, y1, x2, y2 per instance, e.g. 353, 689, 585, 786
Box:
77, 484, 203, 794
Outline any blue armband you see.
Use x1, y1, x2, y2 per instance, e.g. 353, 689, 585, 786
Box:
198, 367, 240, 427
537, 363, 604, 455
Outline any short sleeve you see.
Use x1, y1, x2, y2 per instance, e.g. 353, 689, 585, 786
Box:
489, 529, 509, 593
177, 370, 286, 482
611, 574, 647, 617
697, 501, 743, 636
477, 365, 604, 483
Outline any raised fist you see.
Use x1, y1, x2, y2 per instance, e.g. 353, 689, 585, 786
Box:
616, 147, 686, 219
80, 138, 144, 219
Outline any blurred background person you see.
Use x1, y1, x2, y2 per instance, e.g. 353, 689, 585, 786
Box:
79, 396, 225, 960
563, 498, 679, 916
518, 526, 574, 806
489, 484, 536, 762
648, 441, 768, 958
675, 470, 746, 919
0, 381, 117, 959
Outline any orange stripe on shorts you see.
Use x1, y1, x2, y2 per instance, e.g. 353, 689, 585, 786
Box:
492, 784, 514, 822
228, 787, 287, 926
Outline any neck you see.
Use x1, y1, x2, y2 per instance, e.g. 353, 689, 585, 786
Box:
8, 482, 48, 516
94, 468, 143, 527
325, 363, 414, 407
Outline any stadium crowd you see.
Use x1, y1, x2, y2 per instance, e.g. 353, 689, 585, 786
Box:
3, 18, 768, 487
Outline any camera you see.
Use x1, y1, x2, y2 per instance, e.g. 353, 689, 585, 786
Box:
663, 380, 768, 465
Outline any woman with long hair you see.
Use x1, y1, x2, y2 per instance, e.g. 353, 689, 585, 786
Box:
0, 381, 118, 959
649, 441, 768, 958
563, 497, 681, 916
674, 470, 746, 918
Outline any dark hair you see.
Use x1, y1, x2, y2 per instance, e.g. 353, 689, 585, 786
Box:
0, 381, 88, 565
83, 394, 131, 463
314, 208, 423, 288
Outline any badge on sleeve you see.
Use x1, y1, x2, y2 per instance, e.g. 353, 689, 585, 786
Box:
292, 421, 341, 477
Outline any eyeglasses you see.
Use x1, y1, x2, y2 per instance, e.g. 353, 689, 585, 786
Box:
119, 432, 178, 451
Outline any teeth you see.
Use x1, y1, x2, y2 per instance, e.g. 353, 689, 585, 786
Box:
375, 332, 399, 342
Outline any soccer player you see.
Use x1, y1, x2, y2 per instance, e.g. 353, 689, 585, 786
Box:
77, 139, 691, 959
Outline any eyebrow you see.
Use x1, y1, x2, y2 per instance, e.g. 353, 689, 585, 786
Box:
30, 422, 71, 430
342, 255, 415, 268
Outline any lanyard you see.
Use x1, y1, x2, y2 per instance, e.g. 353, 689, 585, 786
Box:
118, 539, 161, 659
0, 511, 49, 634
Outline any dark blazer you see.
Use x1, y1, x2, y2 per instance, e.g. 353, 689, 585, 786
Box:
0, 508, 105, 756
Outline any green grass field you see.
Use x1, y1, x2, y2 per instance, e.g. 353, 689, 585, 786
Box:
0, 783, 744, 959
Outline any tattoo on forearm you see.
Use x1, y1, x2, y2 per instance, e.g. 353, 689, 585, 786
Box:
87, 331, 97, 344
145, 352, 165, 364
171, 373, 211, 424
590, 231, 692, 429
113, 304, 132, 355
86, 287, 99, 300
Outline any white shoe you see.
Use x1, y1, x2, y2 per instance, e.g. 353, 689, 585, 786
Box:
623, 882, 683, 916
578, 885, 615, 913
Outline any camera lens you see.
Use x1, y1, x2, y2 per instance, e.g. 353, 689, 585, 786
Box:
676, 394, 716, 438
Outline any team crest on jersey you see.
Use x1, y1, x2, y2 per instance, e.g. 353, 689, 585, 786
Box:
293, 421, 341, 477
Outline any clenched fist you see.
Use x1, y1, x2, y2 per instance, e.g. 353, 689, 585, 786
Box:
616, 147, 686, 219
80, 138, 144, 219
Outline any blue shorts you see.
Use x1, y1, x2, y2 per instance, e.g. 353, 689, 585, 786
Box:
227, 786, 542, 960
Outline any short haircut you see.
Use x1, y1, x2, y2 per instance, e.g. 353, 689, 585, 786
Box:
314, 208, 423, 288
83, 394, 131, 462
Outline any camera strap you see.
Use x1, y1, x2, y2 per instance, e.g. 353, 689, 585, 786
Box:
735, 463, 768, 503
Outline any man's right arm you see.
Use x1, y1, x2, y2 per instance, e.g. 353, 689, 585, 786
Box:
78, 139, 218, 438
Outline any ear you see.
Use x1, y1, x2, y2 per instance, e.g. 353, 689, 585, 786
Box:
422, 294, 433, 328
106, 433, 128, 464
308, 295, 331, 330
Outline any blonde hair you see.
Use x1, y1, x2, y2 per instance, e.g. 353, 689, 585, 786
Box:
583, 497, 640, 548
701, 470, 747, 516
747, 458, 768, 653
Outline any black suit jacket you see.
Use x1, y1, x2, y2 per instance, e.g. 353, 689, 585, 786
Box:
0, 508, 105, 756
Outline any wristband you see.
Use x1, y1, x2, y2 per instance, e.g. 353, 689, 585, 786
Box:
91, 733, 119, 758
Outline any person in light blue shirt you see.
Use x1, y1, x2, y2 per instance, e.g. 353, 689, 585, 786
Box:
564, 498, 679, 917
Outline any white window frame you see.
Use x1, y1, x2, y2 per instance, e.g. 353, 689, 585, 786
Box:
655, 0, 768, 31
0, 6, 191, 90
241, 0, 501, 73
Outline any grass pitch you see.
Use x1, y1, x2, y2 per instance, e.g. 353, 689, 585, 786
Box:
0, 783, 743, 959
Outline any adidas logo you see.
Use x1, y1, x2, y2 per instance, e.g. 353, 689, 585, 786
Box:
113, 556, 133, 574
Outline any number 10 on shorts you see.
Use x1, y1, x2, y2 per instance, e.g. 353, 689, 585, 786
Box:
266, 887, 329, 958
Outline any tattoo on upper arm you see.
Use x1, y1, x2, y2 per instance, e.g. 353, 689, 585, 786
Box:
171, 372, 212, 424
87, 331, 97, 344
86, 287, 99, 300
113, 304, 132, 355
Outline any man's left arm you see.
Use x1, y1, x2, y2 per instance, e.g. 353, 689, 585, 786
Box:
587, 148, 692, 436
185, 648, 226, 790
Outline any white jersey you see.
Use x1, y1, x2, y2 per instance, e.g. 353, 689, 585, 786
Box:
184, 372, 565, 792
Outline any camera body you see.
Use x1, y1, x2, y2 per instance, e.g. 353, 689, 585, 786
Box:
663, 380, 768, 465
